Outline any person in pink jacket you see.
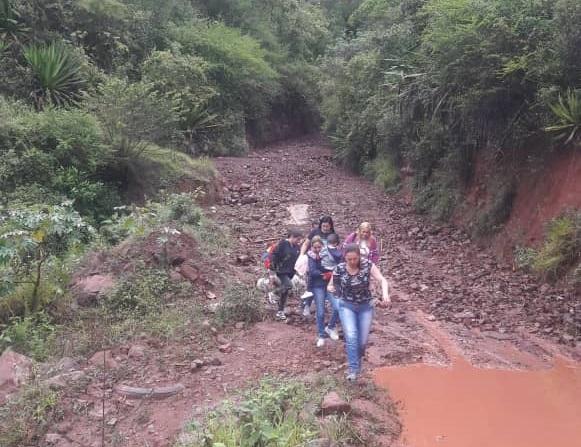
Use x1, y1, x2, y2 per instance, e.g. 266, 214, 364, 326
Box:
344, 222, 380, 264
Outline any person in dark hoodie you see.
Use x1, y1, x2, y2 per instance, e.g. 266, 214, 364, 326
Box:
269, 229, 303, 321
308, 236, 340, 347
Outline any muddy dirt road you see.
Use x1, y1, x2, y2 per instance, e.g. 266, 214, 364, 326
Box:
214, 137, 581, 446
54, 138, 580, 447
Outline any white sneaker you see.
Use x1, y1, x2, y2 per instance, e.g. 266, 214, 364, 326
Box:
325, 327, 339, 341
302, 305, 311, 317
301, 291, 314, 299
276, 311, 287, 321
316, 338, 325, 348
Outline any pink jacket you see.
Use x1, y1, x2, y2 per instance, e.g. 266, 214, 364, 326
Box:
344, 232, 380, 264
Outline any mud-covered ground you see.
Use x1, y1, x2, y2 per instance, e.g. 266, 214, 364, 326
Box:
46, 138, 580, 447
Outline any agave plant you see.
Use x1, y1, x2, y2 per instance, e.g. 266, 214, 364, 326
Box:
545, 89, 581, 146
0, 0, 28, 44
24, 42, 83, 108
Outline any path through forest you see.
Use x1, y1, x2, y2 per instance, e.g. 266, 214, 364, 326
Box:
53, 138, 581, 447
214, 137, 581, 447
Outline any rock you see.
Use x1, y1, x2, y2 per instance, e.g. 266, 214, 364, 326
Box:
0, 349, 33, 402
88, 350, 119, 370
454, 310, 476, 320
179, 264, 201, 283
206, 357, 222, 366
321, 391, 351, 416
190, 359, 205, 371
426, 315, 437, 322
45, 433, 65, 445
73, 274, 115, 307
55, 357, 80, 374
218, 343, 232, 353
128, 345, 146, 359
235, 322, 245, 330
46, 371, 86, 391
206, 291, 217, 300
236, 254, 253, 265
216, 335, 230, 345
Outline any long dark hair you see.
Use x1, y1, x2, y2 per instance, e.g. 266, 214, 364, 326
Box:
318, 215, 335, 233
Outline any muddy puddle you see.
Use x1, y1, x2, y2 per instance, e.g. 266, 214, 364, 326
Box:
374, 321, 581, 447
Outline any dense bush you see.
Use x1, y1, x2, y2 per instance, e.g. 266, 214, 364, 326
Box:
320, 0, 581, 222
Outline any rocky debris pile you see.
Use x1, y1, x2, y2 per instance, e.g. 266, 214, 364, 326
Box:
0, 349, 32, 404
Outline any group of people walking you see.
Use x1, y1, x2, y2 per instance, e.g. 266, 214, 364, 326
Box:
265, 216, 391, 381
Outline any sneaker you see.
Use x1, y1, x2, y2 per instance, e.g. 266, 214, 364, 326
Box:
316, 338, 325, 348
301, 291, 314, 299
267, 292, 277, 305
325, 326, 339, 341
302, 305, 311, 317
346, 372, 358, 382
275, 311, 287, 321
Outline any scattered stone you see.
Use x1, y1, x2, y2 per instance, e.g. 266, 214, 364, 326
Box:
107, 418, 118, 426
128, 345, 146, 359
179, 264, 201, 283
236, 254, 253, 265
216, 335, 230, 345
206, 291, 217, 300
190, 359, 205, 371
46, 371, 86, 391
426, 315, 437, 322
206, 357, 222, 366
73, 274, 114, 307
235, 322, 245, 330
88, 350, 119, 370
0, 349, 32, 403
45, 433, 65, 445
321, 391, 351, 416
218, 343, 232, 353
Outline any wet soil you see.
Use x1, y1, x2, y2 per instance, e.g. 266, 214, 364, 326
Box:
374, 316, 581, 447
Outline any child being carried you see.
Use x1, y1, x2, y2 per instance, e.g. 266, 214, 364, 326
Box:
302, 233, 343, 316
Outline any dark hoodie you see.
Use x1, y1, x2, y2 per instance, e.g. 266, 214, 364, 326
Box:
270, 239, 299, 276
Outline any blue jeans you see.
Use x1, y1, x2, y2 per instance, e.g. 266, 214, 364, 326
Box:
338, 300, 374, 375
312, 286, 339, 338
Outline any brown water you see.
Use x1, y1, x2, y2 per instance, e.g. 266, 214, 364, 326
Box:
374, 328, 581, 447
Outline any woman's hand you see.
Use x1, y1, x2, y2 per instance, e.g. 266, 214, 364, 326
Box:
327, 282, 336, 294
377, 295, 391, 308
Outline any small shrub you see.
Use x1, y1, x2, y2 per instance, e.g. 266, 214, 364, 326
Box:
0, 313, 57, 361
180, 379, 317, 447
104, 267, 172, 318
214, 283, 265, 326
533, 213, 581, 278
364, 156, 400, 192
473, 182, 517, 237
514, 246, 538, 271
0, 377, 61, 447
163, 193, 204, 227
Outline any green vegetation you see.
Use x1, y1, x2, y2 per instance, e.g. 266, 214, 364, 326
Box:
517, 212, 581, 281
320, 0, 581, 223
214, 283, 266, 326
178, 378, 364, 447
0, 375, 61, 447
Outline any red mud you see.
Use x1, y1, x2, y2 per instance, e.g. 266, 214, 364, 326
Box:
374, 318, 581, 447
496, 148, 581, 255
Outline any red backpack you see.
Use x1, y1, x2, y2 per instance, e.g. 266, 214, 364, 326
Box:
261, 242, 278, 270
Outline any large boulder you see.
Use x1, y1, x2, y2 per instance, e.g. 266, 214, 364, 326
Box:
0, 349, 33, 404
72, 274, 115, 307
